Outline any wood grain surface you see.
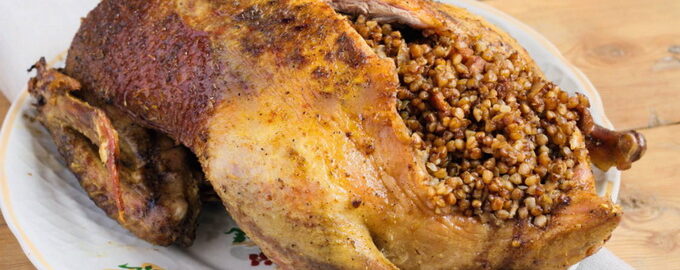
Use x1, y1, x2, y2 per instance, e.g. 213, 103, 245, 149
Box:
1, 0, 678, 269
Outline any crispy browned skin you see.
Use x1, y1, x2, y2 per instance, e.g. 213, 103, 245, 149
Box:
29, 59, 201, 246
60, 0, 637, 269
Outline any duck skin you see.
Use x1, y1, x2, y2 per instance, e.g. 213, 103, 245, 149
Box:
30, 0, 646, 268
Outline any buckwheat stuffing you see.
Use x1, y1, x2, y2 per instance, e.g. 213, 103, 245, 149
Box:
350, 15, 592, 226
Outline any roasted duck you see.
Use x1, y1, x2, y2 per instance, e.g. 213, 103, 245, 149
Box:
28, 0, 646, 269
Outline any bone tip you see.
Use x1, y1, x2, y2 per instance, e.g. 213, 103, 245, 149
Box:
629, 130, 647, 162
614, 130, 647, 170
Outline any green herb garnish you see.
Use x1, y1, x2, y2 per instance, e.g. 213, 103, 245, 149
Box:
225, 227, 248, 243
117, 264, 153, 270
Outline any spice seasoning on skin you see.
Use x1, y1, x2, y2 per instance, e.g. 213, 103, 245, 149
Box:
350, 15, 591, 226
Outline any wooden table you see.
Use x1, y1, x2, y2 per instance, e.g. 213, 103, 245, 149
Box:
1, 0, 678, 269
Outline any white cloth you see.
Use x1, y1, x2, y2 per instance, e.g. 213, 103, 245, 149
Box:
0, 1, 634, 269
0, 0, 98, 101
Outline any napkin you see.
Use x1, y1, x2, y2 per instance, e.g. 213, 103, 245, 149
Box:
0, 1, 634, 270
0, 0, 98, 101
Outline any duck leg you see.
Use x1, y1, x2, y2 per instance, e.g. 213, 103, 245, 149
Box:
585, 124, 646, 171
29, 58, 202, 246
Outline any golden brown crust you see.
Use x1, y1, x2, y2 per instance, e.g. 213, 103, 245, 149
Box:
65, 0, 224, 149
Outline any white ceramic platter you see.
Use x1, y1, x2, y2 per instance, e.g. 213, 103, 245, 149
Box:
0, 0, 619, 269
